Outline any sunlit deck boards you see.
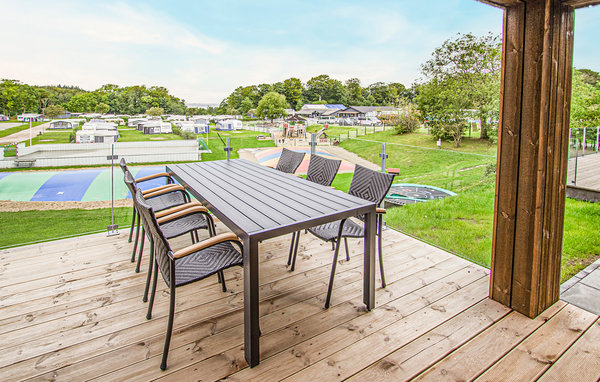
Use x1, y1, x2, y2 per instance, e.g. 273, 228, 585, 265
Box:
0, 227, 599, 381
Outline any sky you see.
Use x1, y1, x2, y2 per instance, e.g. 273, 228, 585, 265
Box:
1, 0, 599, 104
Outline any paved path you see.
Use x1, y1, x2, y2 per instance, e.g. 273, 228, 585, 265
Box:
568, 151, 600, 190
0, 123, 22, 131
561, 258, 600, 315
0, 122, 50, 146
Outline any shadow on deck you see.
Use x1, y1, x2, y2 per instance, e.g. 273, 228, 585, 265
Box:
0, 226, 598, 381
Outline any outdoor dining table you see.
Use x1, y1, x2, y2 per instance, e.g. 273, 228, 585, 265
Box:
167, 159, 377, 367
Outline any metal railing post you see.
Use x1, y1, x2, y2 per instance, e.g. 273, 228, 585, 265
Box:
225, 137, 232, 161
573, 139, 579, 185
107, 143, 119, 236
583, 127, 587, 157
597, 126, 599, 153
379, 142, 388, 172
310, 133, 316, 155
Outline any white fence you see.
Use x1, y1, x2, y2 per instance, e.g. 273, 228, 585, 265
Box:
1, 140, 199, 168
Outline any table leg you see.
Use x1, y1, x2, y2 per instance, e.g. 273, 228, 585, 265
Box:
243, 237, 260, 367
363, 210, 376, 310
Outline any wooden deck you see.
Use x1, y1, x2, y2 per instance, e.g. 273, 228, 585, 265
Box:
568, 152, 600, 190
1, 226, 599, 381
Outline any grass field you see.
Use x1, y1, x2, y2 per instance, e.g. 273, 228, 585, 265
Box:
201, 129, 275, 161
0, 207, 132, 248
338, 130, 600, 282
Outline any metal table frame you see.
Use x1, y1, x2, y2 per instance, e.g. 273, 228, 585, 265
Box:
167, 159, 376, 367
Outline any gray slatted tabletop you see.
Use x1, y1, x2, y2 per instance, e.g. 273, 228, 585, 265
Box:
167, 159, 377, 367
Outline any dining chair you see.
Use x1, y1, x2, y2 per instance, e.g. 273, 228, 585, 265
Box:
135, 189, 243, 371
119, 158, 176, 243
132, 186, 216, 302
123, 170, 193, 264
287, 154, 341, 271
294, 164, 395, 308
275, 148, 305, 174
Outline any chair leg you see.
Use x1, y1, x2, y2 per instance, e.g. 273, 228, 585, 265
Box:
217, 271, 222, 284
344, 237, 350, 261
146, 260, 158, 320
331, 241, 335, 251
128, 206, 136, 242
143, 241, 154, 302
287, 232, 296, 266
131, 211, 141, 262
160, 284, 176, 371
325, 219, 347, 309
135, 231, 145, 273
291, 231, 300, 272
378, 215, 386, 288
219, 270, 227, 292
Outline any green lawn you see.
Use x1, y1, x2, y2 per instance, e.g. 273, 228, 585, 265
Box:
117, 127, 183, 142
0, 121, 44, 138
0, 207, 132, 248
200, 130, 275, 161
338, 130, 600, 282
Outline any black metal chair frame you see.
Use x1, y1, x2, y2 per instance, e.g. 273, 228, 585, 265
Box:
135, 189, 243, 371
275, 147, 305, 174
287, 154, 341, 271
123, 169, 192, 265
291, 164, 395, 308
119, 158, 175, 243
132, 188, 217, 303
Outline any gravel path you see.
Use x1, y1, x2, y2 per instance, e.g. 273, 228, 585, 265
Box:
0, 122, 51, 146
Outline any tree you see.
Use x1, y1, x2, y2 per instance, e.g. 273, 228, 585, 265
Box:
240, 97, 254, 116
45, 104, 65, 119
571, 68, 600, 128
256, 92, 288, 122
417, 78, 470, 147
145, 106, 164, 116
304, 74, 347, 104
420, 32, 501, 140
345, 78, 365, 105
95, 102, 110, 114
283, 78, 303, 110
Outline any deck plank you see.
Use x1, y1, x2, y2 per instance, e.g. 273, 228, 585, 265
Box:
0, 227, 597, 381
538, 320, 600, 382
475, 304, 597, 381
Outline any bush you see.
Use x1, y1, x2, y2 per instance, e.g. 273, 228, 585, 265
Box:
181, 131, 197, 140
69, 125, 82, 143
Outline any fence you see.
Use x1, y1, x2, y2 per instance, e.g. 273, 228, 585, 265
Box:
567, 127, 600, 191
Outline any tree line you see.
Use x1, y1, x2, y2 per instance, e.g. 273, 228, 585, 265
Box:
0, 80, 186, 117
217, 75, 414, 115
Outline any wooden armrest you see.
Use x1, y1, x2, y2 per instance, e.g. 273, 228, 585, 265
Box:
144, 185, 185, 199
136, 172, 173, 183
376, 207, 386, 214
142, 184, 178, 195
155, 201, 203, 218
173, 232, 241, 259
157, 205, 209, 224
387, 168, 400, 175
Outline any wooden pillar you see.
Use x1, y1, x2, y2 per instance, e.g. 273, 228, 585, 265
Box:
490, 0, 574, 318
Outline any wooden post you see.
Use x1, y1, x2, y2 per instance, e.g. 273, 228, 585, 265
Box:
490, 0, 575, 318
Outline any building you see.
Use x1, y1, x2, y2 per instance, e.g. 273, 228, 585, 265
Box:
140, 121, 173, 134
337, 106, 397, 119
17, 113, 44, 122
174, 121, 209, 134
215, 119, 243, 131
0, 114, 9, 121
297, 104, 346, 118
75, 121, 119, 143
48, 119, 86, 129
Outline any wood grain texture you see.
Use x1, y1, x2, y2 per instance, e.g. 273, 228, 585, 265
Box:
0, 229, 597, 381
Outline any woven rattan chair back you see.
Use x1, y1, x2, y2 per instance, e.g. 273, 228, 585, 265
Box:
135, 189, 174, 287
348, 164, 395, 205
275, 148, 305, 174
306, 154, 341, 186
123, 169, 139, 197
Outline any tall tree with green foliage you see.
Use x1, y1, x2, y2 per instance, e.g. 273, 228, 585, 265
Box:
145, 106, 164, 116
240, 97, 254, 116
256, 92, 288, 122
95, 102, 110, 114
283, 77, 303, 110
45, 104, 65, 119
571, 68, 600, 128
420, 32, 501, 140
